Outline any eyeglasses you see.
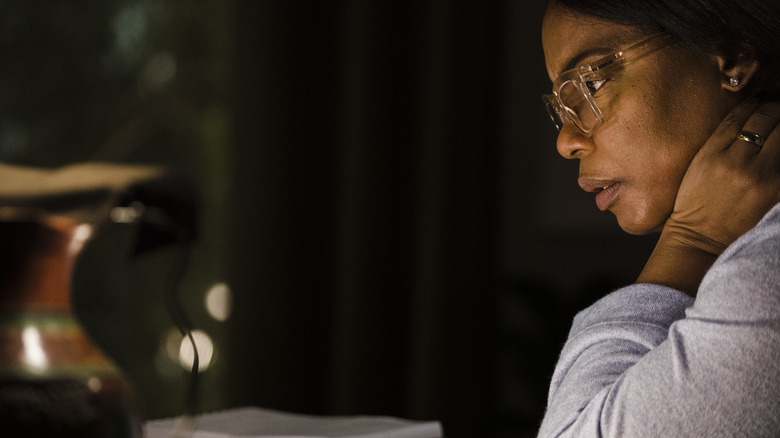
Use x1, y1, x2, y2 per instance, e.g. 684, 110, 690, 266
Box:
542, 33, 672, 135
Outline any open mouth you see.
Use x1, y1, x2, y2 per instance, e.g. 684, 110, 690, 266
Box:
594, 183, 620, 211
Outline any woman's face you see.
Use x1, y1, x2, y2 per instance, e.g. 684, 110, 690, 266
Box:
542, 3, 739, 234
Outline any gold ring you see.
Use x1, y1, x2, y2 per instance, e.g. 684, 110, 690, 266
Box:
737, 131, 765, 147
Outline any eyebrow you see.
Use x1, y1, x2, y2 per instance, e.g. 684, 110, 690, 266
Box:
560, 47, 615, 74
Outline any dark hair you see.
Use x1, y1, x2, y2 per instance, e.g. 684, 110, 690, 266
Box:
550, 0, 780, 82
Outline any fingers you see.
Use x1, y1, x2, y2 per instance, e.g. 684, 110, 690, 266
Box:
734, 100, 780, 155
704, 95, 765, 153
702, 96, 780, 172
755, 101, 780, 164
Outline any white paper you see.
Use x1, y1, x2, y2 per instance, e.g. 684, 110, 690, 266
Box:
143, 407, 443, 438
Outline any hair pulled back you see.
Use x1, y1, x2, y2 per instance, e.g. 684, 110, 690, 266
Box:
550, 0, 780, 82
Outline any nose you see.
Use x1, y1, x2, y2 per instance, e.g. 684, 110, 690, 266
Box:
556, 123, 595, 159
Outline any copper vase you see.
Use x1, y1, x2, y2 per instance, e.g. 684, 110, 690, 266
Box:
0, 211, 142, 437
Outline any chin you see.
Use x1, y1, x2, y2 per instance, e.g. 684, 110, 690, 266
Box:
614, 212, 665, 236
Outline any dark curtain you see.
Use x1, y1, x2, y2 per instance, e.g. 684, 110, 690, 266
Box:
224, 1, 505, 436
0, 0, 659, 435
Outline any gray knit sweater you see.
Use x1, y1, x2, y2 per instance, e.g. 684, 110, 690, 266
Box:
538, 202, 780, 437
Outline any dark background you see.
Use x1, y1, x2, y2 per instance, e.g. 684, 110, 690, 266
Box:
1, 1, 658, 437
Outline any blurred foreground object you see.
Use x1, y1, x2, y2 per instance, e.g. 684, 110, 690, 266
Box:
0, 162, 197, 436
0, 212, 141, 437
0, 162, 197, 254
144, 406, 444, 438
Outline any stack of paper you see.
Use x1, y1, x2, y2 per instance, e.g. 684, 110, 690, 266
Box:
144, 407, 444, 438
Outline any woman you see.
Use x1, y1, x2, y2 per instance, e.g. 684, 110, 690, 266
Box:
538, 0, 780, 436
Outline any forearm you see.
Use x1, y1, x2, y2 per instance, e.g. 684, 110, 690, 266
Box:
538, 285, 693, 437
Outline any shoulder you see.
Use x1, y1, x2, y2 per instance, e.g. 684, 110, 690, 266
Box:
692, 202, 780, 321
720, 201, 780, 260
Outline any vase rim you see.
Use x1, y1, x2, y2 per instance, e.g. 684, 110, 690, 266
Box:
0, 206, 84, 229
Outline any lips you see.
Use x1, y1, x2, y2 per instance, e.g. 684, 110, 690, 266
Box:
578, 177, 621, 211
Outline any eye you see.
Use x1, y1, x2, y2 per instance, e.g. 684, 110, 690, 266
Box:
585, 79, 608, 95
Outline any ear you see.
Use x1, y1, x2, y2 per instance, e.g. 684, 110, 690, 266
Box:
717, 55, 760, 91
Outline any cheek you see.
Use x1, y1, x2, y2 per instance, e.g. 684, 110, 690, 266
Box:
632, 75, 722, 181
597, 89, 704, 233
593, 54, 731, 234
645, 56, 729, 161
604, 96, 687, 179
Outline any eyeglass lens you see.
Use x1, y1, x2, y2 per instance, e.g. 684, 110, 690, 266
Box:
559, 81, 600, 132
